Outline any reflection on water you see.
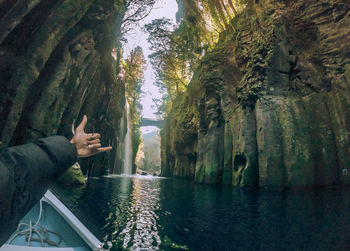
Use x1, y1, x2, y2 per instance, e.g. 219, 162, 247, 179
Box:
54, 176, 350, 251
117, 177, 161, 249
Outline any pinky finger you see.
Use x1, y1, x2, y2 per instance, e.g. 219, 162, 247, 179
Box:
97, 146, 113, 152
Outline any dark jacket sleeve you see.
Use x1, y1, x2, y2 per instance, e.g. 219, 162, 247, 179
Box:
0, 136, 77, 245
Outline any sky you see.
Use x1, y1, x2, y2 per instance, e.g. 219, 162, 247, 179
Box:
123, 0, 178, 121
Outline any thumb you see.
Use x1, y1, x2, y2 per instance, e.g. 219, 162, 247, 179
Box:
76, 115, 87, 132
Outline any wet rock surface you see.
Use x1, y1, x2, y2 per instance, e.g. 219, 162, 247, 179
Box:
161, 0, 350, 187
0, 0, 127, 176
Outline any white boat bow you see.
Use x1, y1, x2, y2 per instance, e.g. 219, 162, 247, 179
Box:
1, 190, 107, 251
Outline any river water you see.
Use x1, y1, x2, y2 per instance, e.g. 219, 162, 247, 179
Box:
54, 175, 350, 251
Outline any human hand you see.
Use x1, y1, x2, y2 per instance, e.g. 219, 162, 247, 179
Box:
70, 115, 112, 158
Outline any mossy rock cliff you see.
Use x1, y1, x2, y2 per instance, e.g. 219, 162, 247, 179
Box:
161, 0, 350, 187
0, 0, 127, 176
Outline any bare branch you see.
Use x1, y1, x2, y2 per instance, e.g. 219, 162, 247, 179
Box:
123, 3, 155, 24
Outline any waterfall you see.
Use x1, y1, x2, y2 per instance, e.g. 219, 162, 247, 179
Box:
123, 102, 132, 174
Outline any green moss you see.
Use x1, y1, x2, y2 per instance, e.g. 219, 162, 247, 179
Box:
57, 162, 86, 186
345, 64, 350, 83
161, 235, 189, 250
113, 0, 125, 11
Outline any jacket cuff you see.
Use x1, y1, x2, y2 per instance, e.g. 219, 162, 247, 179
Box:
34, 136, 77, 175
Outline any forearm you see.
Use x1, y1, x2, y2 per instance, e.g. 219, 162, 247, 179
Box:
0, 136, 77, 245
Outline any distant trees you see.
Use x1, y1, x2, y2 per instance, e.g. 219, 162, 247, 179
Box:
121, 46, 146, 107
135, 131, 161, 174
151, 97, 164, 120
144, 17, 204, 117
119, 45, 145, 129
118, 46, 146, 167
176, 0, 247, 48
182, 0, 243, 32
144, 0, 247, 118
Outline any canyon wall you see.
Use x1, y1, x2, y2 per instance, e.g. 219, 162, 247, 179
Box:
161, 0, 350, 187
0, 0, 127, 176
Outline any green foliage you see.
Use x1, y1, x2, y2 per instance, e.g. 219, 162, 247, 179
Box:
122, 46, 145, 112
144, 18, 205, 117
180, 0, 247, 45
113, 0, 125, 12
136, 130, 161, 174
144, 0, 249, 119
131, 124, 141, 174
160, 235, 189, 250
120, 46, 145, 125
119, 46, 145, 170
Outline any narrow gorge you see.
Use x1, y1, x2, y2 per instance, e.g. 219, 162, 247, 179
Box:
3, 0, 350, 250
1, 0, 350, 187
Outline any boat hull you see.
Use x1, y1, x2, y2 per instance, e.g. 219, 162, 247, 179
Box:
0, 190, 101, 251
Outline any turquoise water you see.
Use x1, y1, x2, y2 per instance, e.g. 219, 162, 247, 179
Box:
55, 175, 350, 251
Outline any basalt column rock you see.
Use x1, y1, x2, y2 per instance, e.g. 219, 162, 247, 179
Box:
161, 94, 197, 179
161, 0, 350, 187
195, 90, 225, 184
229, 107, 259, 187
0, 0, 127, 176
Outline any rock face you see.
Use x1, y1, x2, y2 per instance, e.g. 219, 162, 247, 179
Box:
0, 0, 127, 176
161, 0, 350, 187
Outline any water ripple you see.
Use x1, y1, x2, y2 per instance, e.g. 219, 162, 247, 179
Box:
55, 177, 350, 251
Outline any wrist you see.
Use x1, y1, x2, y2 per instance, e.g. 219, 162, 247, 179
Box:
69, 139, 78, 156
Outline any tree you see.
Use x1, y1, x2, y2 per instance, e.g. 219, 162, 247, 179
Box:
144, 0, 247, 118
118, 46, 146, 128
151, 97, 166, 119
118, 46, 146, 174
121, 0, 157, 42
144, 18, 204, 97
